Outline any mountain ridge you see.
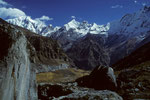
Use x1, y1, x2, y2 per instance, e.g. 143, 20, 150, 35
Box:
6, 6, 150, 39
6, 6, 150, 70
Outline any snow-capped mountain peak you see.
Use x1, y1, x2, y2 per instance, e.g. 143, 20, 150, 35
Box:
64, 19, 80, 30
6, 6, 150, 40
7, 16, 46, 33
63, 19, 109, 36
91, 23, 99, 30
7, 16, 110, 37
90, 23, 110, 34
7, 16, 60, 36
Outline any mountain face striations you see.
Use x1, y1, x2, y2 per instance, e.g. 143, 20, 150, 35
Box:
0, 18, 37, 100
66, 33, 109, 70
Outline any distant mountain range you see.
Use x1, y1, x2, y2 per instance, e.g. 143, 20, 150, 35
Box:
7, 16, 61, 36
7, 6, 150, 70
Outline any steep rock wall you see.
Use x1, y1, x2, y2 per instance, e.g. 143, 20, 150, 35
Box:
0, 22, 37, 100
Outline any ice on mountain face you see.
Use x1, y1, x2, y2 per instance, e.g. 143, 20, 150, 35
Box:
136, 35, 145, 42
7, 16, 109, 38
90, 23, 110, 34
90, 23, 99, 30
41, 25, 61, 36
7, 16, 60, 36
63, 19, 109, 36
108, 6, 150, 40
7, 16, 46, 33
65, 19, 80, 30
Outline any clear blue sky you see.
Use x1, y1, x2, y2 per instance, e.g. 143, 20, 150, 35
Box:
5, 0, 150, 26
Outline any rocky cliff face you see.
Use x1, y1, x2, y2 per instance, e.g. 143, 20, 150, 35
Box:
0, 19, 37, 100
0, 18, 71, 100
67, 34, 109, 70
14, 26, 71, 73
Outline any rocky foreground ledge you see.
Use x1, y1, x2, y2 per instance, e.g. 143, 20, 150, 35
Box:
38, 66, 123, 100
38, 83, 123, 100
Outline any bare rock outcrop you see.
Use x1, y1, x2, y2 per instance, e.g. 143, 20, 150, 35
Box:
0, 18, 72, 100
16, 26, 72, 73
0, 19, 37, 100
76, 66, 117, 91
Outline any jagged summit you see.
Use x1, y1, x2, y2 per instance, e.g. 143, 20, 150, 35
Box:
65, 19, 80, 30
7, 16, 45, 33
63, 19, 109, 36
7, 17, 109, 37
6, 16, 60, 36
104, 6, 150, 47
6, 6, 150, 39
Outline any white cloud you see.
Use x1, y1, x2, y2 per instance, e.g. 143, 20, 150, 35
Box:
0, 8, 26, 19
0, 0, 53, 25
111, 5, 123, 9
142, 3, 147, 6
22, 6, 27, 9
34, 16, 53, 24
35, 15, 53, 21
134, 0, 137, 4
0, 0, 26, 19
71, 16, 76, 19
0, 0, 8, 5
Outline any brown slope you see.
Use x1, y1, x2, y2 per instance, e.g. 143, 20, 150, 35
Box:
13, 25, 71, 66
111, 40, 150, 99
112, 41, 150, 71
